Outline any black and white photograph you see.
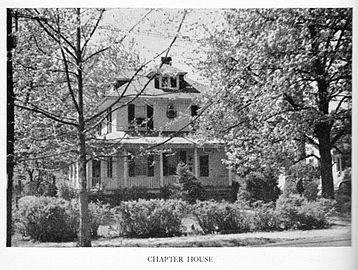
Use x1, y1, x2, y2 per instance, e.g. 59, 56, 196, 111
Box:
2, 1, 357, 270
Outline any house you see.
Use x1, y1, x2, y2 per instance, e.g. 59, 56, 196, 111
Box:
68, 57, 233, 194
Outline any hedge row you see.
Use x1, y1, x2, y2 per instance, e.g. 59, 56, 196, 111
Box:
110, 194, 335, 238
14, 194, 335, 241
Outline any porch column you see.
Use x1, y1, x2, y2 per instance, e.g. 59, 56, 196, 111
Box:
194, 147, 199, 178
86, 160, 90, 190
228, 168, 233, 186
76, 162, 79, 189
123, 150, 128, 188
159, 152, 164, 187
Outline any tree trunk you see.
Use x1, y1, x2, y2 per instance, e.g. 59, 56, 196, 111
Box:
77, 128, 91, 246
316, 123, 335, 199
76, 8, 91, 247
7, 8, 15, 247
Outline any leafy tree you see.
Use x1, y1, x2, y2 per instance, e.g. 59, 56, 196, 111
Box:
196, 8, 352, 199
12, 8, 187, 246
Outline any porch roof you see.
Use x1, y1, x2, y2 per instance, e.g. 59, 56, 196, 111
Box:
101, 132, 223, 148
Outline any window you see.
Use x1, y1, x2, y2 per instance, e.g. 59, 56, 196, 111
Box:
163, 151, 187, 176
97, 122, 102, 136
128, 104, 154, 130
161, 76, 169, 88
160, 76, 178, 90
107, 157, 113, 178
199, 155, 209, 177
106, 107, 112, 133
170, 77, 177, 88
92, 160, 101, 187
191, 105, 199, 117
128, 153, 155, 177
163, 153, 177, 176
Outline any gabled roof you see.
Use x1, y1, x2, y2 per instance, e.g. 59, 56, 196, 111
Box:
106, 64, 208, 100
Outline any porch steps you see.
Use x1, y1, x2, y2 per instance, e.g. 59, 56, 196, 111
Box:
204, 187, 235, 202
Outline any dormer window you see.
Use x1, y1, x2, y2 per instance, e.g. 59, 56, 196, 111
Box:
159, 75, 179, 90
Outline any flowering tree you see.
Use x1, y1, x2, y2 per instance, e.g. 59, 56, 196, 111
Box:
196, 8, 352, 199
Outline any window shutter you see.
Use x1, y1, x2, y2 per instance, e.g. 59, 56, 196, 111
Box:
147, 155, 154, 177
128, 104, 135, 128
163, 153, 168, 176
147, 105, 154, 130
107, 107, 112, 133
154, 77, 159, 89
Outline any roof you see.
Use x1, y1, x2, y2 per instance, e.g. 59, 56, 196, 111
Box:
106, 64, 208, 99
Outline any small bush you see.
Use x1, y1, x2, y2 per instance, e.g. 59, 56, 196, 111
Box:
15, 196, 77, 242
57, 184, 78, 200
250, 201, 281, 231
237, 169, 281, 204
91, 186, 152, 206
192, 200, 251, 234
15, 196, 109, 242
283, 162, 320, 200
275, 194, 334, 230
112, 199, 189, 238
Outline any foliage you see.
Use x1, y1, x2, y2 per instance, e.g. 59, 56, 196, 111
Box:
14, 196, 109, 241
57, 183, 78, 200
159, 184, 178, 200
283, 162, 320, 200
89, 186, 153, 206
14, 196, 77, 242
112, 199, 189, 238
196, 8, 352, 198
250, 201, 281, 231
275, 194, 334, 230
173, 162, 206, 203
236, 168, 281, 204
192, 200, 252, 234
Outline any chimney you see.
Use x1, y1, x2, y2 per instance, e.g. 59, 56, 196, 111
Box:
161, 56, 172, 65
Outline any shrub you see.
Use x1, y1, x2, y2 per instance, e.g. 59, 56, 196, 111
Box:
91, 186, 152, 206
192, 200, 252, 234
275, 194, 334, 230
283, 162, 320, 200
159, 184, 178, 200
174, 162, 206, 203
57, 184, 78, 200
112, 199, 189, 238
15, 196, 77, 242
302, 181, 319, 201
237, 168, 281, 204
250, 201, 281, 231
15, 196, 109, 242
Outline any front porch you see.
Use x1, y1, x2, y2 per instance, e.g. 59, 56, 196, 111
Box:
69, 146, 233, 191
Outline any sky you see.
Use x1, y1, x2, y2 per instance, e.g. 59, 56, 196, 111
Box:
98, 8, 225, 82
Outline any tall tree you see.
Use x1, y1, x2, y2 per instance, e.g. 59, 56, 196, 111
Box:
12, 8, 187, 246
7, 8, 16, 247
196, 8, 351, 199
